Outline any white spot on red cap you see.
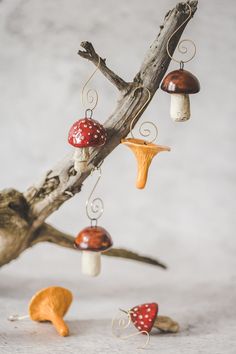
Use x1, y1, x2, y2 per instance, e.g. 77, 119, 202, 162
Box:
139, 315, 143, 319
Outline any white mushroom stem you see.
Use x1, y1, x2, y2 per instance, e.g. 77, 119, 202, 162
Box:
81, 251, 101, 277
73, 148, 90, 172
170, 93, 190, 122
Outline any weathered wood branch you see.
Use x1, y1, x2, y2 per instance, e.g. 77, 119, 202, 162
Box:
24, 0, 197, 229
0, 189, 166, 268
0, 1, 198, 268
78, 41, 129, 92
30, 223, 167, 269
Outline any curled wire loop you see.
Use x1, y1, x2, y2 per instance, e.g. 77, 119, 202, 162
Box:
130, 86, 158, 144
81, 56, 101, 111
8, 314, 29, 321
111, 309, 150, 350
166, 3, 196, 65
86, 165, 104, 224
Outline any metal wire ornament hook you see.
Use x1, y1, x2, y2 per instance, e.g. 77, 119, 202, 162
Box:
86, 165, 104, 225
130, 86, 158, 144
81, 56, 101, 111
111, 309, 150, 350
8, 314, 29, 321
166, 2, 196, 66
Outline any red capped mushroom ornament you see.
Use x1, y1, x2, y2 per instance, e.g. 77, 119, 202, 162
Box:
161, 2, 200, 122
74, 225, 112, 277
161, 69, 200, 121
68, 112, 107, 172
68, 56, 107, 172
74, 166, 112, 277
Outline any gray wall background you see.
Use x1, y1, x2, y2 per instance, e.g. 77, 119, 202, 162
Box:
0, 0, 235, 290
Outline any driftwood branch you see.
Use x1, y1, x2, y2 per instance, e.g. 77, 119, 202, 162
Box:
30, 223, 167, 269
0, 1, 198, 268
78, 41, 129, 92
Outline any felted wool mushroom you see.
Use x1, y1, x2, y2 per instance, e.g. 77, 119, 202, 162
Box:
161, 69, 200, 122
74, 225, 112, 277
121, 138, 171, 189
68, 117, 107, 172
29, 286, 73, 337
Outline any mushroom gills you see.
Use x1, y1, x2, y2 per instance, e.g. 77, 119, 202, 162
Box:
73, 148, 90, 172
122, 138, 170, 189
81, 251, 101, 277
170, 93, 190, 122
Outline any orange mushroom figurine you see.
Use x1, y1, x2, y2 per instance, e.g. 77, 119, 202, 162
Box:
121, 138, 170, 189
29, 286, 73, 337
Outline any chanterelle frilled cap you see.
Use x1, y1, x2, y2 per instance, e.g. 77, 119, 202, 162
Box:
161, 69, 200, 94
68, 118, 107, 148
74, 226, 112, 252
29, 286, 73, 321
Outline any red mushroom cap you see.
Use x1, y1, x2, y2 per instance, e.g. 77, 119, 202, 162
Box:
161, 69, 200, 94
74, 226, 113, 252
68, 118, 107, 148
130, 303, 158, 333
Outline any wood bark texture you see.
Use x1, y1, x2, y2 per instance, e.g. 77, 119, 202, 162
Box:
0, 1, 198, 268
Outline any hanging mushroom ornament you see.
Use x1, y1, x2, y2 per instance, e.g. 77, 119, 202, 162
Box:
74, 166, 112, 277
75, 225, 112, 277
122, 87, 170, 189
68, 57, 107, 172
8, 286, 73, 337
68, 112, 107, 172
161, 3, 200, 122
161, 69, 200, 121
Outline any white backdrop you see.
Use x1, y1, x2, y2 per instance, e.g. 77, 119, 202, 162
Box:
0, 1, 236, 353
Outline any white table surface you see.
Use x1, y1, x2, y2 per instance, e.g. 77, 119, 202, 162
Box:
0, 242, 235, 354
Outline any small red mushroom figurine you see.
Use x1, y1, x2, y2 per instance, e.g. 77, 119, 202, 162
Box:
68, 116, 107, 172
74, 225, 113, 277
121, 302, 179, 334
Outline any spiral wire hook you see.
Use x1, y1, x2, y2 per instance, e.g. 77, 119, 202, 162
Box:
130, 86, 158, 144
86, 164, 104, 225
166, 2, 196, 66
111, 309, 150, 349
81, 56, 101, 111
